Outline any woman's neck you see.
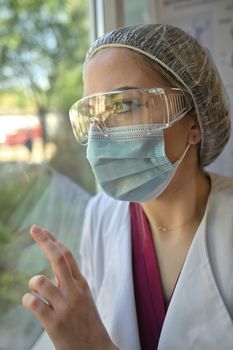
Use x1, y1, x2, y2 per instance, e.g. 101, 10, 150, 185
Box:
141, 167, 211, 237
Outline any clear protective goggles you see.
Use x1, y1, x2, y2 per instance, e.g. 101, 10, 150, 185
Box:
69, 87, 192, 145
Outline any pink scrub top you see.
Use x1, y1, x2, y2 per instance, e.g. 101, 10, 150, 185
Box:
130, 202, 167, 349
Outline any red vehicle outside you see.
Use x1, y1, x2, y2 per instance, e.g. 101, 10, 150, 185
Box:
0, 115, 43, 147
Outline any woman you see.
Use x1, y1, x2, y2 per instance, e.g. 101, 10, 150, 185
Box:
23, 24, 233, 350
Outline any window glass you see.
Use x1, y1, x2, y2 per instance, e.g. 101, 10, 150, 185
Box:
0, 1, 93, 348
123, 0, 151, 25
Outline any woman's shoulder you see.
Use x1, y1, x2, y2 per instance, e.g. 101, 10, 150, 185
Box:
206, 173, 233, 318
209, 172, 233, 196
80, 193, 131, 289
83, 192, 130, 241
86, 191, 129, 218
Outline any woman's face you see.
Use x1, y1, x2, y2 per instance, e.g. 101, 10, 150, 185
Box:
83, 47, 198, 164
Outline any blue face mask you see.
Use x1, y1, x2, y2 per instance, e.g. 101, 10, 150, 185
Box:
86, 125, 189, 202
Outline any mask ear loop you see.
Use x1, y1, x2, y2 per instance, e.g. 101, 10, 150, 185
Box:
173, 144, 191, 167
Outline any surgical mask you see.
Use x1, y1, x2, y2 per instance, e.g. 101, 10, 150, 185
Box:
86, 124, 190, 202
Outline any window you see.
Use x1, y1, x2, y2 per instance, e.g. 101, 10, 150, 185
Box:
0, 1, 93, 348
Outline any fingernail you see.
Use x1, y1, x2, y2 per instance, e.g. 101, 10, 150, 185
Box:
22, 293, 35, 306
31, 225, 42, 234
30, 225, 47, 241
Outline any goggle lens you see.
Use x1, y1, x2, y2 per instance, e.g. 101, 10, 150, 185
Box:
69, 87, 191, 145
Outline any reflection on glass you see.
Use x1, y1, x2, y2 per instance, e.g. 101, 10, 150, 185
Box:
0, 0, 93, 348
0, 164, 91, 349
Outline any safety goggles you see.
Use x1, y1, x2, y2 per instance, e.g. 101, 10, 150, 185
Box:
69, 87, 192, 145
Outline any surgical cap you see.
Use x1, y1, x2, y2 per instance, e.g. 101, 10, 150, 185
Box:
85, 24, 231, 166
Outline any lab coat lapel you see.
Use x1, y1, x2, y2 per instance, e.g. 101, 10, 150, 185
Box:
158, 211, 233, 350
96, 217, 141, 350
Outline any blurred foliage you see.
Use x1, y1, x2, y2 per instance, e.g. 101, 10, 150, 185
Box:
0, 165, 44, 314
0, 89, 34, 113
0, 162, 91, 316
0, 0, 88, 117
0, 0, 95, 194
0, 170, 37, 224
0, 1, 95, 340
0, 270, 28, 315
0, 222, 12, 245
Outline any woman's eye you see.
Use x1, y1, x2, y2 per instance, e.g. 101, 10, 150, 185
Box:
114, 100, 142, 114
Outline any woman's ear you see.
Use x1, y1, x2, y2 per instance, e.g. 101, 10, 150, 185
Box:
188, 126, 202, 144
186, 113, 202, 145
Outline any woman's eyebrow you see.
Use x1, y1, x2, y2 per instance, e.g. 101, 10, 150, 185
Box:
110, 86, 138, 91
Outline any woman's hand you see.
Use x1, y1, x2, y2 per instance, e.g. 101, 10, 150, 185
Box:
22, 225, 118, 350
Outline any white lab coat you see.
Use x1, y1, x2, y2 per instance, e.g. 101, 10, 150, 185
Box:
31, 172, 233, 350
80, 172, 233, 350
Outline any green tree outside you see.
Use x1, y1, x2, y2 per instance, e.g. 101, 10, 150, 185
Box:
0, 0, 95, 331
0, 0, 95, 192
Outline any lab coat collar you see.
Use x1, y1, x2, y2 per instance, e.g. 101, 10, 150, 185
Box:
97, 218, 141, 350
98, 174, 233, 350
158, 184, 233, 349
